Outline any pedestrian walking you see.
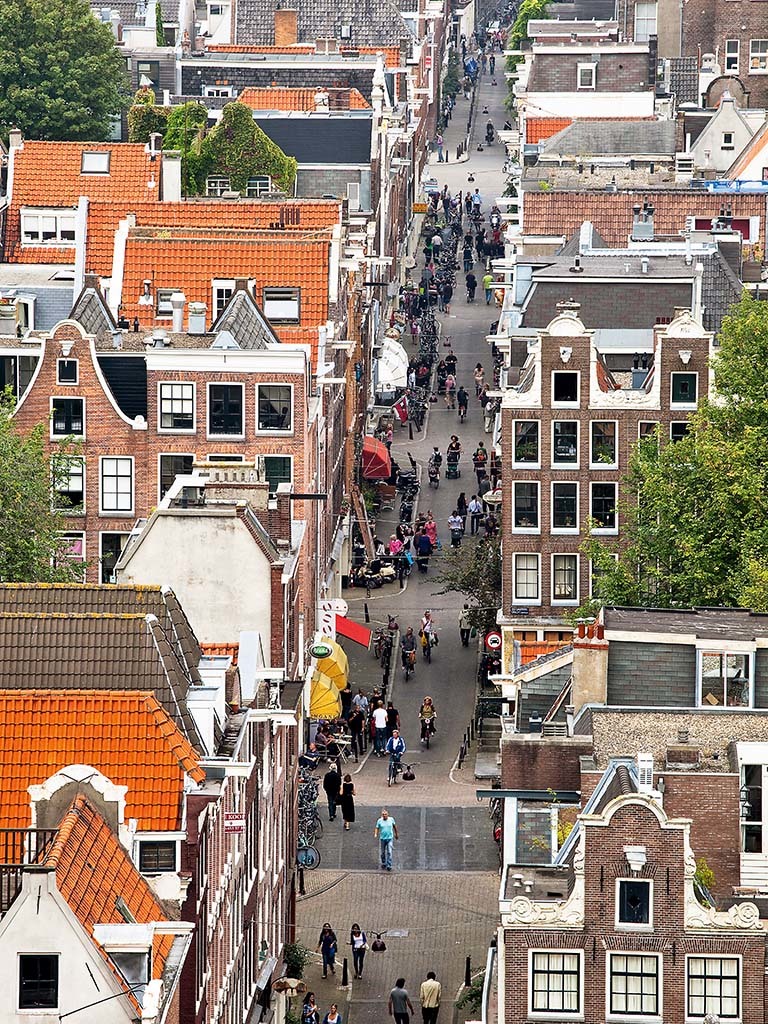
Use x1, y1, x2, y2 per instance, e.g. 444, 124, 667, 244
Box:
440, 280, 453, 314
303, 993, 320, 1024
482, 271, 494, 305
468, 494, 484, 534
435, 132, 444, 161
459, 604, 472, 647
489, 54, 496, 74
386, 700, 400, 736
316, 923, 338, 978
457, 491, 468, 531
473, 363, 485, 395
372, 700, 388, 755
415, 529, 432, 573
323, 1004, 342, 1024
350, 924, 368, 978
322, 763, 341, 821
448, 510, 463, 548
444, 372, 456, 407
347, 704, 365, 762
465, 272, 477, 302
341, 774, 356, 830
389, 978, 415, 1024
420, 972, 442, 1024
462, 243, 473, 273
375, 808, 399, 871
471, 188, 482, 212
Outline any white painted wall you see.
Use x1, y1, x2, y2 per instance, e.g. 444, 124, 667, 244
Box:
523, 92, 655, 119
117, 512, 273, 646
0, 872, 134, 1024
691, 99, 756, 173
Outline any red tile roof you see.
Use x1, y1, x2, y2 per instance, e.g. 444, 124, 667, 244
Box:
526, 118, 572, 144
523, 190, 767, 248
200, 642, 240, 664
0, 691, 204, 831
47, 795, 174, 982
118, 225, 332, 351
238, 87, 370, 110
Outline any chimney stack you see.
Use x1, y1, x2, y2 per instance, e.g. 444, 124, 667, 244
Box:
188, 302, 207, 334
171, 292, 186, 333
274, 8, 298, 46
571, 622, 609, 716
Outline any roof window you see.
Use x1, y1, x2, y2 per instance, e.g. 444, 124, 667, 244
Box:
81, 151, 111, 175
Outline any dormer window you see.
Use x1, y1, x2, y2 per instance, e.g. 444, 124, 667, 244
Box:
698, 651, 753, 707
21, 209, 76, 246
80, 151, 111, 174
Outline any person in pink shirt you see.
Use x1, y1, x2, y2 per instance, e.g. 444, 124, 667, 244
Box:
424, 514, 438, 547
388, 535, 404, 556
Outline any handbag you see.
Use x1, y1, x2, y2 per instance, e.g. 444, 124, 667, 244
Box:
405, 551, 414, 565
470, 626, 477, 638
361, 941, 369, 951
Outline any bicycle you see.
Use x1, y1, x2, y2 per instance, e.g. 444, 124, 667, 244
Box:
297, 844, 321, 869
420, 717, 436, 749
388, 759, 416, 786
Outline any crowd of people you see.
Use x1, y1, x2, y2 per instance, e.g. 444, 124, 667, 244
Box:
302, 968, 443, 1024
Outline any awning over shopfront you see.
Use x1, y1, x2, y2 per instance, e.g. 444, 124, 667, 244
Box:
377, 336, 409, 389
309, 671, 341, 719
315, 637, 349, 689
336, 615, 372, 648
361, 435, 392, 480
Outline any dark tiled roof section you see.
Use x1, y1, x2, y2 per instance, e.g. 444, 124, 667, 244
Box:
528, 51, 651, 93
604, 606, 768, 640
700, 249, 743, 333
235, 0, 410, 46
523, 191, 767, 250
540, 120, 676, 157
211, 286, 280, 349
559, 224, 610, 255
669, 57, 699, 106
70, 285, 117, 336
254, 116, 373, 165
97, 355, 149, 420
521, 280, 694, 329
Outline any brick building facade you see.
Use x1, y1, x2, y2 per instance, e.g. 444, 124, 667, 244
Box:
680, 0, 768, 108
499, 792, 767, 1024
498, 308, 714, 630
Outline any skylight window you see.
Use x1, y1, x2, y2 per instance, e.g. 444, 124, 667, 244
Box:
81, 151, 111, 175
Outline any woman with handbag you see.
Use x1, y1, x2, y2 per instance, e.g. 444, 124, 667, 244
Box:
350, 923, 368, 978
317, 923, 338, 978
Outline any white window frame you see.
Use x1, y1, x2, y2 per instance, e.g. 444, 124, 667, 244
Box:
263, 454, 294, 494
80, 151, 111, 174
156, 288, 175, 318
551, 481, 580, 534
722, 132, 735, 151
136, 835, 181, 874
528, 948, 584, 1018
749, 39, 768, 74
670, 421, 690, 442
50, 396, 85, 440
206, 176, 231, 196
590, 420, 618, 469
551, 419, 580, 469
633, 1, 657, 42
513, 553, 541, 605
725, 39, 739, 73
203, 85, 233, 97
263, 287, 300, 323
212, 278, 236, 318
551, 553, 579, 605
512, 480, 541, 534
20, 207, 76, 247
99, 456, 134, 516
615, 878, 654, 931
551, 369, 580, 407
158, 452, 195, 501
99, 531, 130, 584
246, 176, 273, 197
685, 954, 741, 1022
52, 456, 85, 515
590, 481, 618, 535
696, 648, 755, 709
56, 358, 79, 385
512, 419, 540, 468
157, 381, 196, 433
256, 383, 294, 435
577, 62, 596, 89
670, 371, 698, 409
606, 952, 662, 1021
207, 381, 245, 439
55, 532, 86, 582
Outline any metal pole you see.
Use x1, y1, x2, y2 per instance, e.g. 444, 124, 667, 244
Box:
465, 956, 472, 988
298, 867, 305, 896
342, 957, 349, 987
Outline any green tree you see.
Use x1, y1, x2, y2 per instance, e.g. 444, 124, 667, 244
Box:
0, 391, 86, 583
434, 537, 502, 631
582, 295, 768, 614
127, 87, 170, 142
206, 101, 298, 194
0, 0, 128, 142
164, 101, 213, 195
155, 0, 165, 46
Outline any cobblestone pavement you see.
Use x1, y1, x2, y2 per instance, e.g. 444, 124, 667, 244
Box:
296, 65, 508, 1024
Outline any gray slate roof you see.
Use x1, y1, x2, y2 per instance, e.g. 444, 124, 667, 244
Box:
669, 57, 699, 106
540, 120, 677, 158
235, 0, 410, 45
70, 286, 117, 337
604, 606, 768, 640
254, 115, 372, 165
211, 286, 281, 350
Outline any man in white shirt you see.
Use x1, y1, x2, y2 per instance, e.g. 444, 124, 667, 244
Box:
372, 701, 389, 756
468, 495, 484, 535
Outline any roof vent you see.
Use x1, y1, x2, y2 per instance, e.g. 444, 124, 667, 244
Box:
569, 255, 584, 273
151, 328, 169, 348
637, 752, 654, 793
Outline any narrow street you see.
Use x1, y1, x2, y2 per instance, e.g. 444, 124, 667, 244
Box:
296, 69, 509, 1024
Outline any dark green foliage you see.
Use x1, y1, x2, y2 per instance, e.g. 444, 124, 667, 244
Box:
164, 101, 213, 195
0, 0, 127, 141
155, 0, 165, 46
127, 88, 170, 142
206, 102, 297, 194
434, 537, 502, 631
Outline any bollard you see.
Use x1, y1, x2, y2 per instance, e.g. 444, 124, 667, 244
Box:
298, 867, 305, 896
465, 956, 472, 988
342, 957, 349, 987
364, 602, 370, 623
409, 422, 414, 440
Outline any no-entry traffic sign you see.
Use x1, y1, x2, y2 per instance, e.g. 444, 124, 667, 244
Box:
485, 630, 502, 651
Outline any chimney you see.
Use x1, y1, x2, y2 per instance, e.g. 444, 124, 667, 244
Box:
188, 302, 207, 334
571, 623, 609, 716
268, 482, 293, 546
641, 257, 649, 274
314, 90, 330, 111
8, 128, 23, 151
170, 291, 186, 333
274, 8, 298, 46
161, 151, 182, 202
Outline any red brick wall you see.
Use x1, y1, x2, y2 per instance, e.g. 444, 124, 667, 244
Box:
502, 736, 593, 792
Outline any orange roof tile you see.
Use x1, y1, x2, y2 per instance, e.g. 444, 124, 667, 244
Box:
0, 691, 204, 831
526, 117, 572, 144
200, 642, 239, 664
48, 796, 174, 982
238, 87, 370, 111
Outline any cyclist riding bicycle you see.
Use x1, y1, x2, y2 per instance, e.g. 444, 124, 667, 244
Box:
401, 626, 417, 669
385, 730, 407, 772
419, 697, 437, 742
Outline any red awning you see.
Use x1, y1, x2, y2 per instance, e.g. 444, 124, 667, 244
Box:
336, 615, 372, 648
361, 435, 392, 480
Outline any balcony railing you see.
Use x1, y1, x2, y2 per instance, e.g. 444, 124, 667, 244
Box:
0, 828, 59, 914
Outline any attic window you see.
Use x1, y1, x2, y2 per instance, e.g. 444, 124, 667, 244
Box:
263, 287, 300, 323
81, 151, 111, 174
246, 176, 272, 197
139, 840, 178, 872
722, 132, 735, 151
340, 23, 352, 39
19, 955, 59, 1010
